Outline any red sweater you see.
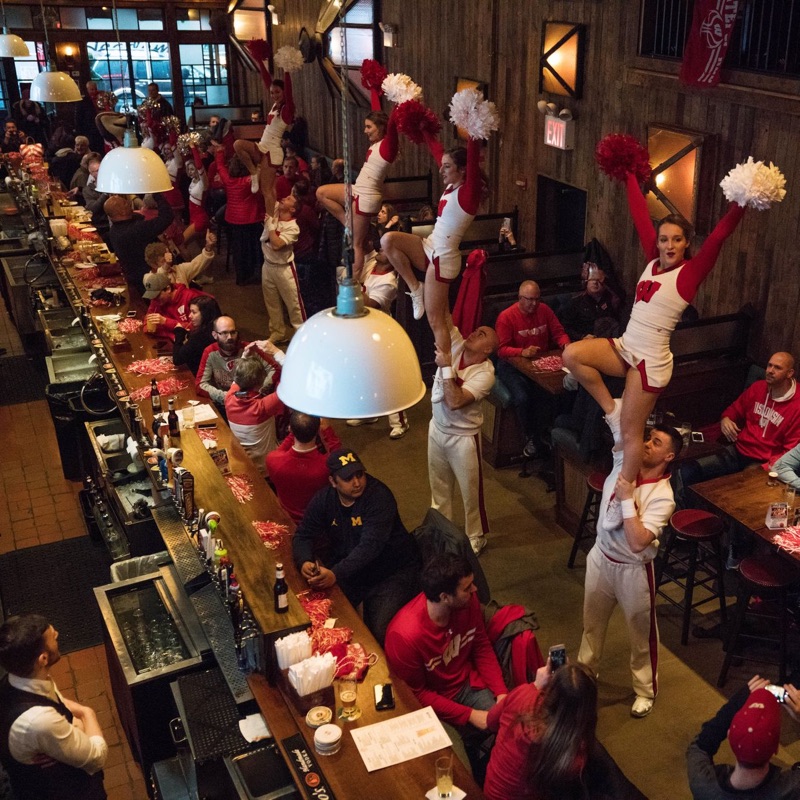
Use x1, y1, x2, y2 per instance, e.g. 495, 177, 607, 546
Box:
385, 593, 507, 726
265, 426, 341, 521
722, 380, 800, 464
496, 302, 570, 360
215, 150, 265, 225
147, 284, 210, 341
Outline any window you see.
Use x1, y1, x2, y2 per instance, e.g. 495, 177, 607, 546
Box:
176, 9, 212, 32
325, 0, 375, 67
179, 44, 229, 107
15, 42, 46, 95
88, 41, 172, 113
640, 0, 800, 77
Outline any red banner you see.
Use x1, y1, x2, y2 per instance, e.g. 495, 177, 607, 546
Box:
679, 0, 739, 88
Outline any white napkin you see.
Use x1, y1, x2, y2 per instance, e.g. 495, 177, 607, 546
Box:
239, 713, 271, 742
425, 786, 465, 800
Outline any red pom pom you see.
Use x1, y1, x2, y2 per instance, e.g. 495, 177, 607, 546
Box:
395, 100, 441, 144
595, 134, 651, 183
360, 59, 387, 92
247, 39, 271, 63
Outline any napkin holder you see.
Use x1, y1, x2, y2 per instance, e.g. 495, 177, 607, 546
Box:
279, 668, 335, 715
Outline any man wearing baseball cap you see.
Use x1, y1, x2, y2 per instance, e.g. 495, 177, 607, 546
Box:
687, 674, 800, 798
142, 273, 212, 341
292, 447, 420, 645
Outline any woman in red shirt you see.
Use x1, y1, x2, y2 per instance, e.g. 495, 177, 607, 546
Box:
210, 141, 265, 285
484, 663, 597, 800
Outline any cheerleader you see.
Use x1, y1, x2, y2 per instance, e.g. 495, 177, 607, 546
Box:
182, 145, 210, 249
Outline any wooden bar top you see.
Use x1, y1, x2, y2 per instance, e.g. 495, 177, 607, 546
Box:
689, 465, 782, 533
507, 350, 566, 395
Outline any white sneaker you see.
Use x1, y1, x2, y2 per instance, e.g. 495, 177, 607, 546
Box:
604, 497, 623, 529
407, 284, 425, 320
605, 398, 623, 446
389, 422, 410, 439
631, 696, 654, 718
250, 173, 260, 194
470, 536, 487, 556
346, 418, 379, 427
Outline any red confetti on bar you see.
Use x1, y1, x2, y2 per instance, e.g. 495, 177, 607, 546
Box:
126, 357, 177, 376
773, 526, 800, 555
531, 355, 564, 372
196, 428, 218, 446
225, 474, 254, 504
128, 377, 189, 402
251, 519, 290, 550
117, 318, 143, 333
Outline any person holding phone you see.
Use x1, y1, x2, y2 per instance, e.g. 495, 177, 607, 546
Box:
577, 423, 682, 719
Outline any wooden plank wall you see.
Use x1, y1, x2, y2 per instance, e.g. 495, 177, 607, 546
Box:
260, 0, 800, 363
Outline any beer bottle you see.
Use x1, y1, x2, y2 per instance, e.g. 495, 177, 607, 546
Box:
274, 563, 289, 613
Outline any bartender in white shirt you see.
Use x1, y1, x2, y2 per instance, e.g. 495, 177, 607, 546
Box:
0, 613, 108, 800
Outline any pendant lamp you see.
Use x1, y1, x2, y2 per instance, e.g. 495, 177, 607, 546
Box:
0, 0, 28, 57
28, 0, 80, 103
277, 14, 424, 419
96, 129, 172, 194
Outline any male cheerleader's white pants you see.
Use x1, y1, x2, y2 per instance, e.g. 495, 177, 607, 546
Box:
262, 261, 306, 341
578, 544, 659, 699
427, 420, 489, 543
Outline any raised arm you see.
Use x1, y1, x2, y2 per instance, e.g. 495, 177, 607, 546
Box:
625, 172, 658, 260
378, 108, 399, 163
423, 129, 445, 167
459, 138, 482, 216
281, 72, 295, 123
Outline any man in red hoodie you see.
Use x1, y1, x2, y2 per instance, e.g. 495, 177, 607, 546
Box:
495, 280, 570, 458
142, 273, 212, 341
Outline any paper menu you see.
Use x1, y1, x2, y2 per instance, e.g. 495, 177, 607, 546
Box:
349, 706, 452, 772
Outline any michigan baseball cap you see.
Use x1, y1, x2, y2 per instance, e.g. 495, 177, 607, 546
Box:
728, 688, 781, 766
326, 448, 365, 480
142, 272, 170, 300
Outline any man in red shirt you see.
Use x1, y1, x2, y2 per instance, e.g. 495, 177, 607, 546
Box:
495, 280, 570, 458
142, 273, 212, 341
266, 413, 341, 521
385, 553, 507, 754
275, 156, 301, 201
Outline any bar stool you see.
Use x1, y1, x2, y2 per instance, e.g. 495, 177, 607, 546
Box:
717, 553, 800, 687
567, 471, 607, 568
655, 509, 728, 645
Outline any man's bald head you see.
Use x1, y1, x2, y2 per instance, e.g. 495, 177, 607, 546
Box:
104, 195, 133, 222
517, 281, 541, 314
766, 352, 796, 395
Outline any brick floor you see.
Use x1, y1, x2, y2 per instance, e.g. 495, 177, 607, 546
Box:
0, 393, 149, 799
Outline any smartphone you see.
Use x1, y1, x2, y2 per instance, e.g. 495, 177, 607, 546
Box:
502, 217, 512, 229
548, 644, 567, 671
765, 684, 788, 703
373, 682, 395, 711
691, 431, 705, 443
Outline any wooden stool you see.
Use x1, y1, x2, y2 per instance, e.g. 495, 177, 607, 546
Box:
656, 509, 727, 645
567, 471, 607, 568
717, 553, 800, 687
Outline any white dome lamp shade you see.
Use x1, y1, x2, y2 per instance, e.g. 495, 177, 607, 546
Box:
29, 69, 81, 103
277, 281, 425, 419
96, 129, 173, 194
0, 0, 28, 57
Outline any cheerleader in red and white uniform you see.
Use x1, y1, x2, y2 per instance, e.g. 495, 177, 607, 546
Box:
234, 40, 298, 209
182, 145, 210, 249
382, 137, 482, 356
564, 141, 783, 488
161, 143, 185, 213
317, 108, 398, 280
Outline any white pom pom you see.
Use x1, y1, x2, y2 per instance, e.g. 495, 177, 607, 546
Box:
448, 88, 499, 141
720, 156, 787, 210
274, 45, 304, 73
381, 73, 422, 105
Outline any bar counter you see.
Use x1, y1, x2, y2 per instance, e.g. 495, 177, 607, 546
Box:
46, 221, 483, 797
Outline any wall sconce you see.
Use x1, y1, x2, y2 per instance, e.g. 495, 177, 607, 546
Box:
267, 4, 280, 25
540, 21, 585, 99
646, 125, 704, 224
379, 22, 397, 48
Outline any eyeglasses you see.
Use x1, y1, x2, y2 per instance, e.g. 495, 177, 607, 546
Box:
518, 296, 540, 302
216, 330, 238, 337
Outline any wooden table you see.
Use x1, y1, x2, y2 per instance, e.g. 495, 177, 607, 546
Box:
54, 253, 484, 798
689, 466, 796, 555
507, 350, 566, 395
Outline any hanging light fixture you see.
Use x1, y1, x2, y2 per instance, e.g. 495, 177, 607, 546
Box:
0, 0, 29, 57
29, 0, 81, 102
95, 0, 171, 194
277, 3, 424, 419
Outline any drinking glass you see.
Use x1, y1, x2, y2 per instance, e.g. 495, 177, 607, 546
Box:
785, 484, 797, 509
182, 405, 195, 429
436, 755, 453, 798
338, 679, 360, 721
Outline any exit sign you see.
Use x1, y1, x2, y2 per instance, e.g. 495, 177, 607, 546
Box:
543, 117, 575, 150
